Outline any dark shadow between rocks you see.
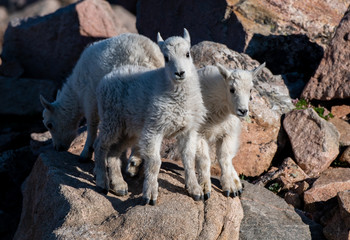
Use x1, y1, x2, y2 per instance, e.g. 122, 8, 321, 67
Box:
294, 208, 326, 240
245, 34, 324, 98
136, 0, 246, 52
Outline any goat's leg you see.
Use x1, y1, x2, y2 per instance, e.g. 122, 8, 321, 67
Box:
107, 142, 129, 196
140, 134, 163, 205
216, 135, 243, 197
178, 130, 203, 201
126, 146, 143, 177
93, 135, 111, 195
195, 136, 211, 200
80, 108, 99, 161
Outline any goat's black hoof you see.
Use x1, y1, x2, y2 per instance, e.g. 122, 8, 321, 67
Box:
115, 189, 128, 196
232, 191, 238, 198
204, 193, 211, 200
193, 195, 202, 201
142, 198, 150, 206
223, 191, 230, 197
96, 186, 108, 195
238, 189, 243, 196
149, 199, 157, 206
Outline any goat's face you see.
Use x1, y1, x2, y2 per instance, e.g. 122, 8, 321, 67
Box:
157, 28, 194, 84
40, 95, 77, 152
217, 63, 265, 118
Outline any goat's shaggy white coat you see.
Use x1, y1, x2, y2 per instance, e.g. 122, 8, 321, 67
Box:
127, 63, 266, 197
94, 29, 207, 204
40, 33, 164, 160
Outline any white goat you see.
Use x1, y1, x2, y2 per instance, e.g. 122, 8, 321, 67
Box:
127, 63, 266, 197
94, 29, 207, 205
40, 33, 164, 160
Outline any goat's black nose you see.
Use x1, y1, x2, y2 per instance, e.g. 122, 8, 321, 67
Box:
237, 109, 248, 116
175, 71, 185, 79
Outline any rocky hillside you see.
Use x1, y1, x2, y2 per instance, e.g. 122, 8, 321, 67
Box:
0, 0, 349, 239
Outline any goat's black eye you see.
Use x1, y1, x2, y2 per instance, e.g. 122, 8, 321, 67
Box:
230, 88, 235, 94
186, 52, 190, 58
164, 56, 169, 63
47, 122, 53, 130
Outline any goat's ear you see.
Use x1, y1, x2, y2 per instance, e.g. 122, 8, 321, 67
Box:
40, 95, 54, 112
252, 62, 266, 78
216, 63, 231, 80
183, 28, 190, 43
157, 32, 164, 48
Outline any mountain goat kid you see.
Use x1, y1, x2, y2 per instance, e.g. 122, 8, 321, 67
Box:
94, 29, 207, 205
127, 63, 266, 198
40, 33, 164, 161
196, 63, 265, 197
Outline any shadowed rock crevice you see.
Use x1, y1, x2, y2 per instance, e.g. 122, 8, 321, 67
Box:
136, 0, 246, 52
245, 34, 324, 96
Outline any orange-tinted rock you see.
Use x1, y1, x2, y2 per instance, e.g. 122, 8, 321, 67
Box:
304, 168, 350, 212
301, 6, 350, 100
329, 118, 350, 146
283, 108, 340, 177
331, 105, 350, 120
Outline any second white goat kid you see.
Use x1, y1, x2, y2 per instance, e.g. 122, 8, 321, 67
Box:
94, 29, 207, 205
127, 63, 266, 198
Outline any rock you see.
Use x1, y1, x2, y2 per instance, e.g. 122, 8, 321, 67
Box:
111, 4, 137, 33
0, 146, 37, 240
283, 108, 340, 177
277, 158, 309, 190
331, 105, 350, 120
136, 0, 247, 52
9, 0, 62, 21
304, 168, 350, 213
136, 0, 347, 84
0, 76, 58, 115
0, 0, 127, 82
108, 0, 138, 14
229, 0, 347, 49
191, 41, 294, 177
284, 191, 302, 209
0, 6, 8, 53
340, 147, 350, 164
329, 118, 350, 146
14, 150, 243, 240
240, 181, 325, 240
301, 6, 350, 101
338, 190, 350, 229
322, 208, 350, 240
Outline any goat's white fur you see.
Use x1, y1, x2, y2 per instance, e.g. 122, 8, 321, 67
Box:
127, 63, 266, 197
40, 33, 164, 160
94, 29, 207, 203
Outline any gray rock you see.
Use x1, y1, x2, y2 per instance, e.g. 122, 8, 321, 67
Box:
14, 150, 243, 240
0, 0, 127, 82
240, 181, 325, 240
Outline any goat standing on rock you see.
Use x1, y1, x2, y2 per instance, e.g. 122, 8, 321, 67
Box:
127, 62, 266, 198
40, 33, 164, 161
94, 29, 207, 205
